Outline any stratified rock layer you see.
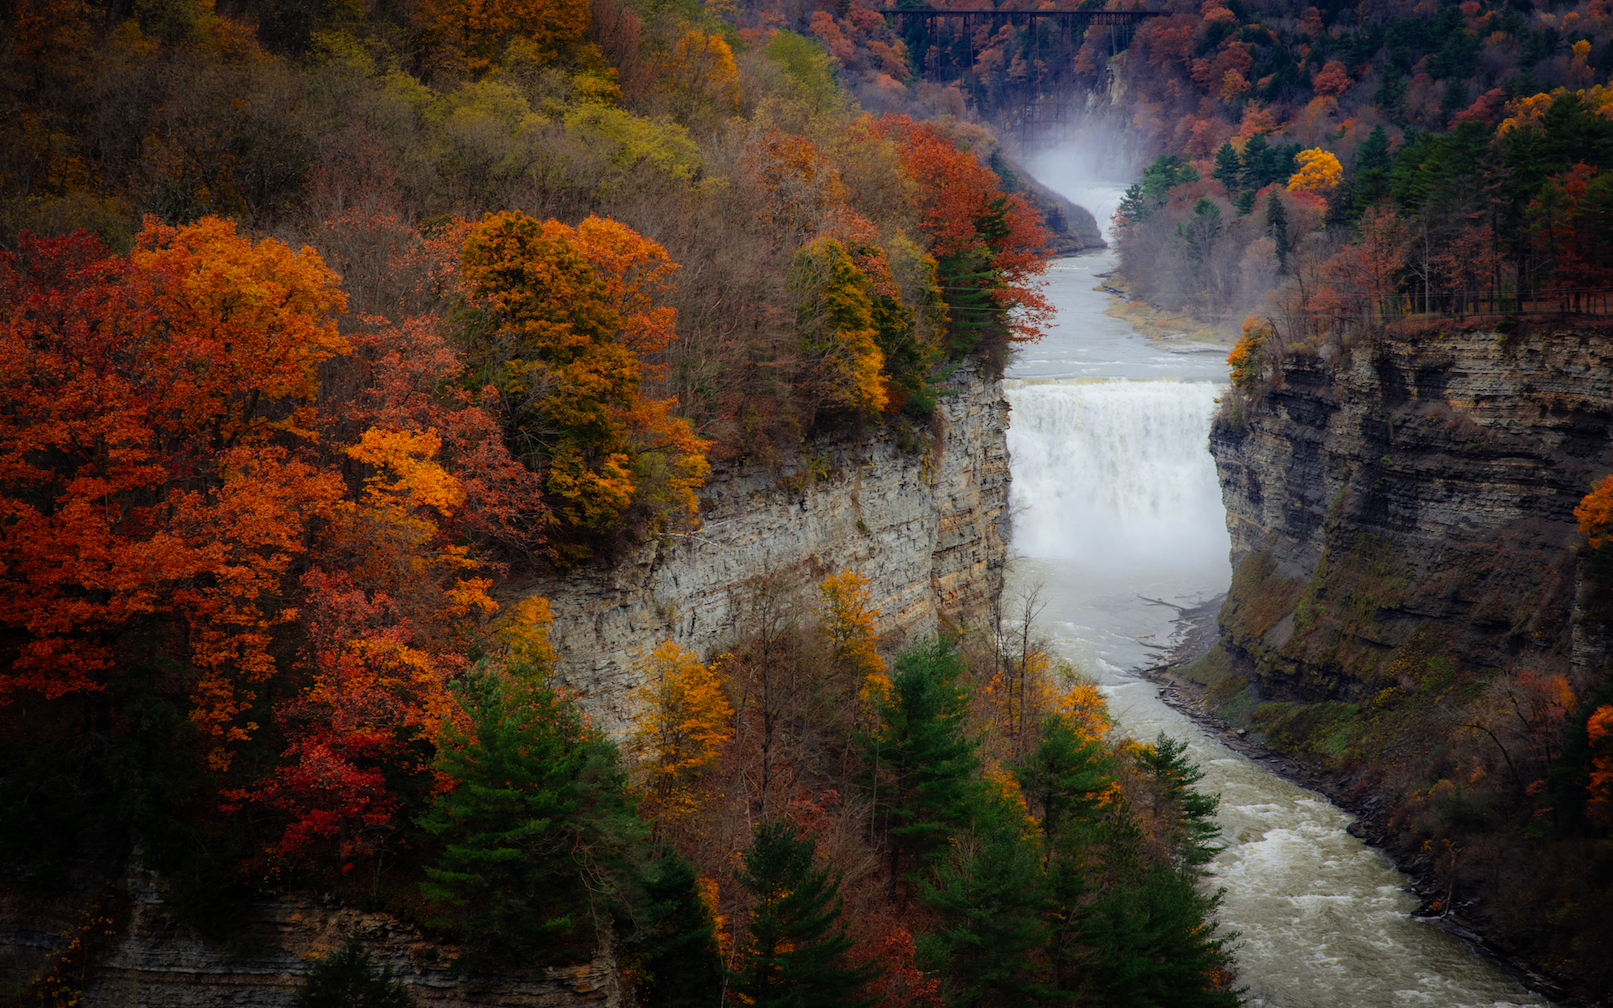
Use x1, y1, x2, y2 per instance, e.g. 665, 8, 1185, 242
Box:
532, 364, 1011, 737
1211, 318, 1613, 701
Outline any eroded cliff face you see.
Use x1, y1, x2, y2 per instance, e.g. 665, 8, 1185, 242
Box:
530, 364, 1010, 737
1196, 319, 1613, 1003
1210, 320, 1613, 700
0, 368, 1010, 1006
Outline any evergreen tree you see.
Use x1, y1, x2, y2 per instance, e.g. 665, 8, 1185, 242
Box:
294, 936, 415, 1008
1013, 714, 1115, 854
732, 819, 882, 1008
1136, 734, 1223, 870
919, 799, 1052, 1008
868, 641, 983, 882
1239, 134, 1271, 190
1350, 125, 1395, 219
1234, 188, 1258, 217
1265, 194, 1291, 273
1211, 142, 1242, 189
628, 851, 725, 1008
419, 664, 648, 972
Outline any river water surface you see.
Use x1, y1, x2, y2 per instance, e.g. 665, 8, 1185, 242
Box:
1003, 211, 1549, 1006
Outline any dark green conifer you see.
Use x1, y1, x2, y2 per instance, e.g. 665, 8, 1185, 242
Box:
732, 820, 881, 1008
1265, 193, 1290, 273
868, 641, 983, 881
1211, 142, 1242, 189
419, 664, 647, 972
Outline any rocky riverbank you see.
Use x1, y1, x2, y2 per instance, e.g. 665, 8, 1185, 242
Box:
1138, 596, 1574, 1006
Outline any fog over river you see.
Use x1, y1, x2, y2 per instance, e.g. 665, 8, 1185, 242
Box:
1001, 175, 1549, 1007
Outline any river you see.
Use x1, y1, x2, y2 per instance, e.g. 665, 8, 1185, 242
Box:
1002, 190, 1550, 1006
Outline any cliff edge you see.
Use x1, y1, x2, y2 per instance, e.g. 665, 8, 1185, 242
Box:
1193, 317, 1613, 1004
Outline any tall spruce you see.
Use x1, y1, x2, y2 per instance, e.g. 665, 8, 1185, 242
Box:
419, 664, 647, 972
868, 641, 983, 883
732, 820, 881, 1008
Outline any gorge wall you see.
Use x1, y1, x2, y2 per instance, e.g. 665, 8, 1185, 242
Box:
1191, 317, 1613, 1003
0, 368, 1011, 1006
530, 364, 1010, 738
1208, 319, 1613, 701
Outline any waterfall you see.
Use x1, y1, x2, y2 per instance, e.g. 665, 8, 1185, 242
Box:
1006, 379, 1230, 584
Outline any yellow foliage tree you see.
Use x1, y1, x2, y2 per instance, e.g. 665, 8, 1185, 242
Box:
816, 569, 888, 720
789, 237, 889, 416
457, 211, 710, 560
414, 0, 590, 75
630, 641, 734, 823
1286, 148, 1343, 195
1227, 315, 1273, 392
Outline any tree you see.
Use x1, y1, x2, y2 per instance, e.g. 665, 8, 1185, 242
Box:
732, 819, 881, 1008
816, 569, 888, 708
918, 802, 1050, 1008
0, 221, 347, 757
629, 642, 734, 825
1265, 192, 1290, 272
1227, 316, 1272, 392
420, 661, 648, 970
869, 642, 983, 884
456, 211, 709, 561
790, 238, 889, 417
294, 936, 415, 1008
1211, 143, 1242, 189
1286, 149, 1343, 196
1576, 475, 1613, 548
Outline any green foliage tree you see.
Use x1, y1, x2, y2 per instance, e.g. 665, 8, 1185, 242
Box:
294, 936, 415, 1008
732, 819, 882, 1008
918, 800, 1051, 1008
626, 850, 725, 1008
419, 663, 648, 971
1211, 142, 1242, 189
1013, 713, 1116, 852
868, 641, 983, 882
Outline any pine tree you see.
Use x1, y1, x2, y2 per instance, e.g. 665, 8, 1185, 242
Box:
1211, 142, 1242, 189
1013, 714, 1115, 853
1350, 125, 1394, 218
627, 851, 725, 1008
419, 663, 648, 972
732, 819, 882, 1008
919, 799, 1051, 1008
1239, 134, 1271, 190
1266, 193, 1291, 274
868, 641, 983, 882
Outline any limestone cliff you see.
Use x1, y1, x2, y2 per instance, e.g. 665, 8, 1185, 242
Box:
530, 364, 1010, 737
1209, 320, 1613, 700
1194, 317, 1613, 1004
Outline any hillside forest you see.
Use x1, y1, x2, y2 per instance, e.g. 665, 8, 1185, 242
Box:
0, 0, 1249, 1005
1087, 0, 1613, 999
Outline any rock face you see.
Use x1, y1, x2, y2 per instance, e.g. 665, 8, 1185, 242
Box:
530, 364, 1011, 737
0, 865, 622, 1008
1210, 319, 1613, 699
0, 367, 1011, 1006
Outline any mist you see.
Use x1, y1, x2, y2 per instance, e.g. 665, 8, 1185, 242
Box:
1019, 119, 1146, 242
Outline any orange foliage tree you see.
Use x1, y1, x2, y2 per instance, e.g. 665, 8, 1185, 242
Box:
1576, 474, 1613, 548
0, 221, 348, 759
456, 211, 710, 561
871, 116, 1051, 360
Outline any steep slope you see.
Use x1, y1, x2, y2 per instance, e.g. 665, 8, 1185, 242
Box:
1192, 317, 1613, 1002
